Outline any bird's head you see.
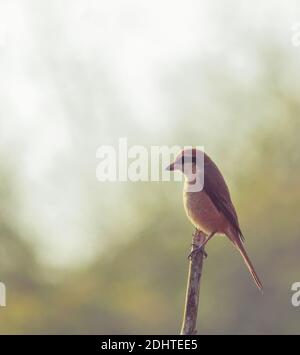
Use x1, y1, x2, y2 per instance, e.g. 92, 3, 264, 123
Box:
166, 148, 204, 183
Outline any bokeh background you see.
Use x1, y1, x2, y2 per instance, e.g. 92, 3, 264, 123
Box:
0, 0, 300, 334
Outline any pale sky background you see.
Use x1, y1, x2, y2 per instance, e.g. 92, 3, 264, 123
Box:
0, 0, 299, 266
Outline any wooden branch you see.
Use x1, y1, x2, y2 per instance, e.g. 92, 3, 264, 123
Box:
180, 230, 206, 335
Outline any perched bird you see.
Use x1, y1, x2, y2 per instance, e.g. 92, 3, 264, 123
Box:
166, 148, 263, 291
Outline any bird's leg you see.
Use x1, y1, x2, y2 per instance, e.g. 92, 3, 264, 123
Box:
188, 229, 207, 259
188, 231, 216, 260
190, 243, 208, 259
190, 228, 206, 257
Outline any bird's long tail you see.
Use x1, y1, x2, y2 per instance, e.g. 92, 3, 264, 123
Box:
231, 235, 263, 292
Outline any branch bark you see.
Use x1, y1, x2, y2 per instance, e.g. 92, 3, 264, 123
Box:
180, 230, 206, 335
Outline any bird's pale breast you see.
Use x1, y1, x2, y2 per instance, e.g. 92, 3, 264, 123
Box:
183, 185, 227, 235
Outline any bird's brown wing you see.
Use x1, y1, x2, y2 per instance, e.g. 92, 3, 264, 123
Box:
203, 156, 245, 242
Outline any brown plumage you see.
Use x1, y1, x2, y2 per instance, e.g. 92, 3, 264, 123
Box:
166, 148, 263, 291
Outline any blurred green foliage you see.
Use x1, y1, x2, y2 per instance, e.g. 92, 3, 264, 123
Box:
0, 95, 300, 334
0, 2, 300, 334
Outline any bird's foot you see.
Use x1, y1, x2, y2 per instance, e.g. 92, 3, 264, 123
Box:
192, 230, 200, 238
188, 244, 207, 260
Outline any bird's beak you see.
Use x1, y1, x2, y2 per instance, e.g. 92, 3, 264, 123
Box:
166, 162, 175, 171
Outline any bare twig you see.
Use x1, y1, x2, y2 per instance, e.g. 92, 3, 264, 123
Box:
180, 230, 206, 335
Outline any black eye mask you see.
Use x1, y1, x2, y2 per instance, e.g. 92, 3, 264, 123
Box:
181, 155, 197, 165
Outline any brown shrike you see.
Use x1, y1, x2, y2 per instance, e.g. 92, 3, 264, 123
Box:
166, 148, 263, 291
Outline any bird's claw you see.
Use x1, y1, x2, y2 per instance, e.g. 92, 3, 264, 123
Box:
188, 244, 207, 260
